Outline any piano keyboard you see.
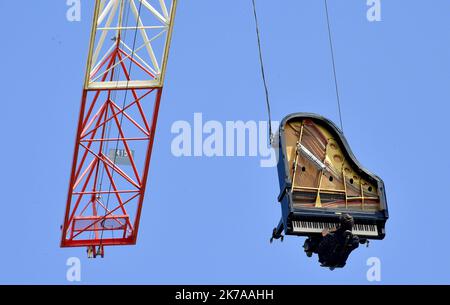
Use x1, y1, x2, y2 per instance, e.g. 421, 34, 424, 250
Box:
292, 220, 379, 237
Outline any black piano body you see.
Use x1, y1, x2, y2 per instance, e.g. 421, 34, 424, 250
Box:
273, 113, 388, 241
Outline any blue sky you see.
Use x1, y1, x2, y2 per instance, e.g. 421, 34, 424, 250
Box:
1, 0, 450, 284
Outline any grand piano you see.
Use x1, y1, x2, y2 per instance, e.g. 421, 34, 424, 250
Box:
272, 113, 388, 242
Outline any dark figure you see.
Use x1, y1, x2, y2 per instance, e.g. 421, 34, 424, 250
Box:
303, 214, 360, 270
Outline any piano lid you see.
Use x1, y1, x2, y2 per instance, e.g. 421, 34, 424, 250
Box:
277, 113, 388, 214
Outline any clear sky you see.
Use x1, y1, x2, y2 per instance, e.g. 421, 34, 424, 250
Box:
1, 0, 450, 284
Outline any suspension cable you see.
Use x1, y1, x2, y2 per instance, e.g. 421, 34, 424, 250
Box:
324, 0, 344, 132
98, 0, 131, 197
251, 0, 274, 144
100, 0, 144, 245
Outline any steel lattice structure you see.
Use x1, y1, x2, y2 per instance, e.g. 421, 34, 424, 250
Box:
61, 0, 177, 253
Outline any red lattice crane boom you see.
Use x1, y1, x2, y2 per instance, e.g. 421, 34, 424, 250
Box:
61, 0, 177, 256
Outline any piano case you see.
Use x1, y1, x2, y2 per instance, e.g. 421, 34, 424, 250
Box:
275, 113, 389, 240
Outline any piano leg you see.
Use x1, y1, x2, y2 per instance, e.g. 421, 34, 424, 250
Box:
270, 218, 284, 243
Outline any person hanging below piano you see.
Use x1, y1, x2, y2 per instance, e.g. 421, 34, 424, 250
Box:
302, 214, 361, 270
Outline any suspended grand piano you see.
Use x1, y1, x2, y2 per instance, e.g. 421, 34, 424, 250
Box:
272, 113, 388, 242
